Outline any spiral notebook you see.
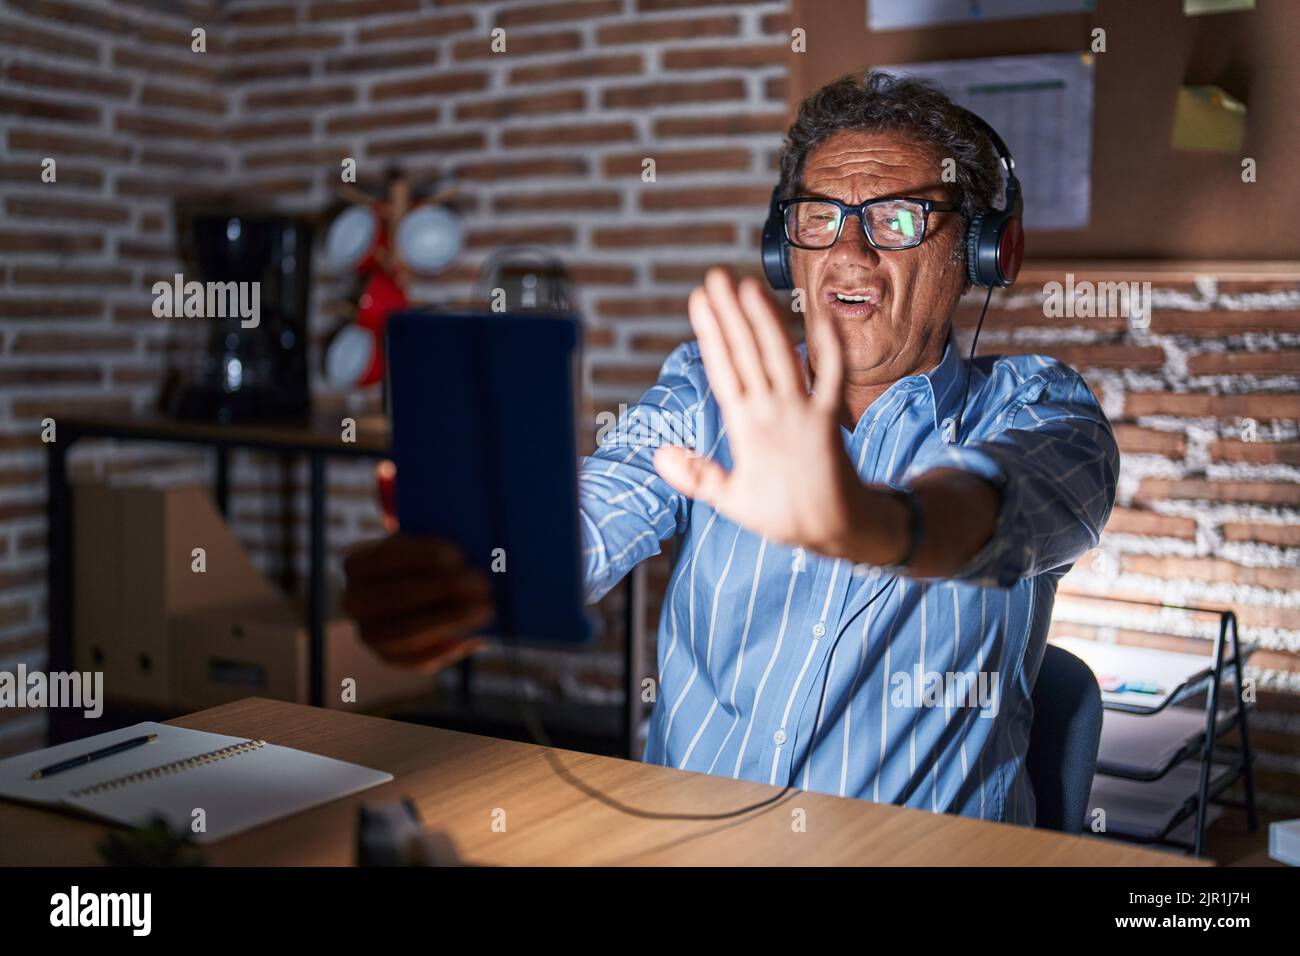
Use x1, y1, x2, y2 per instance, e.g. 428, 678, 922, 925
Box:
0, 722, 393, 844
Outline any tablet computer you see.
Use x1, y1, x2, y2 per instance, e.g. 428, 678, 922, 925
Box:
385, 310, 591, 646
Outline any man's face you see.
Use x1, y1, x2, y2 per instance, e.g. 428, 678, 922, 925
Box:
790, 129, 967, 387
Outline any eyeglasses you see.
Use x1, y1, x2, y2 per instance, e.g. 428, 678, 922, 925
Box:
779, 196, 960, 251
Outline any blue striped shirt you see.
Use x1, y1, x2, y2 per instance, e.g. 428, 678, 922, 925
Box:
578, 332, 1118, 826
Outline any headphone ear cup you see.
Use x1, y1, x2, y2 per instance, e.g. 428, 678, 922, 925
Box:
761, 204, 793, 291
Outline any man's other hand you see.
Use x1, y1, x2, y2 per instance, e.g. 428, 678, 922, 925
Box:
342, 535, 493, 671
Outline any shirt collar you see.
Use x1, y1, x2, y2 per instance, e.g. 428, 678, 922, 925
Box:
796, 325, 967, 432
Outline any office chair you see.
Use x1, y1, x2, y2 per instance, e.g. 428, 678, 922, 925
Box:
1027, 643, 1104, 833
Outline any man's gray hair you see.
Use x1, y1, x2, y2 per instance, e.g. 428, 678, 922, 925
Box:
777, 71, 1003, 225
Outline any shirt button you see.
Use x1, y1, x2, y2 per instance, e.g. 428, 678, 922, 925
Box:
812, 622, 826, 638
773, 729, 787, 746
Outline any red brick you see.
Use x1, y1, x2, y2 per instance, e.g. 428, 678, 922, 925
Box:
454, 157, 588, 180
225, 4, 298, 26
116, 113, 217, 140
233, 32, 344, 53
225, 118, 314, 141
1151, 310, 1300, 336
4, 62, 132, 99
1112, 424, 1186, 458
595, 297, 689, 320
1210, 440, 1300, 465
324, 48, 436, 74
0, 18, 99, 59
637, 0, 754, 9
245, 86, 357, 110
0, 231, 102, 255
465, 226, 576, 249
509, 54, 642, 85
1222, 522, 1300, 548
5, 196, 128, 225
356, 13, 476, 42
655, 113, 788, 137
1102, 507, 1197, 539
502, 122, 635, 148
985, 343, 1164, 371
492, 191, 621, 213
0, 94, 98, 125
372, 72, 490, 100
138, 87, 226, 119
603, 148, 750, 177
1135, 478, 1300, 507
223, 60, 313, 83
243, 145, 350, 170
306, 0, 419, 20
598, 15, 739, 44
8, 332, 133, 354
651, 261, 762, 283
114, 47, 217, 82
662, 44, 787, 70
453, 31, 582, 60
1123, 391, 1300, 420
592, 224, 735, 248
367, 132, 485, 157
455, 89, 585, 122
567, 264, 637, 286
7, 0, 133, 33
11, 266, 132, 288
139, 148, 227, 173
1187, 351, 1300, 375
1122, 555, 1300, 591
496, 0, 621, 27
6, 129, 130, 161
639, 185, 773, 211
0, 161, 100, 188
326, 106, 441, 135
592, 365, 661, 388
602, 79, 746, 109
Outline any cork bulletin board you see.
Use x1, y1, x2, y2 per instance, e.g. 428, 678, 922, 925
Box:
787, 0, 1300, 260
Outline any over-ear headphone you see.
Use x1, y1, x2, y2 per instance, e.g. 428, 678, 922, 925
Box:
761, 108, 1024, 291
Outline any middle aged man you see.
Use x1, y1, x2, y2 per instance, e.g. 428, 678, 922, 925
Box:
344, 72, 1119, 827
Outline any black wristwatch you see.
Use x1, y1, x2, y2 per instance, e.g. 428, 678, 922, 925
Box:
888, 487, 924, 570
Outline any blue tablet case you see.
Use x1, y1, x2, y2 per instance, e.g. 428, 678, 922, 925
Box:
386, 310, 591, 645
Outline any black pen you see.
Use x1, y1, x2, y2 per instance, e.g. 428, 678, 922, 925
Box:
31, 733, 158, 780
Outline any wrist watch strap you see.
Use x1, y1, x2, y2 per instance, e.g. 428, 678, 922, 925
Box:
890, 487, 924, 569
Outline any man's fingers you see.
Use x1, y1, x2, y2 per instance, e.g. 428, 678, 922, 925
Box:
737, 276, 802, 396
810, 315, 844, 414
361, 603, 495, 658
343, 568, 488, 622
704, 267, 771, 396
688, 286, 742, 412
343, 534, 464, 583
653, 445, 729, 503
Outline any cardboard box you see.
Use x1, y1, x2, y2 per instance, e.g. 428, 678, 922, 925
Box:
73, 480, 278, 706
169, 597, 458, 711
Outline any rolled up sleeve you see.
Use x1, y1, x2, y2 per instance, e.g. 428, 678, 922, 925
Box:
906, 363, 1119, 588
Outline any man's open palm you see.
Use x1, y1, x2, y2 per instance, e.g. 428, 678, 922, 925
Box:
654, 268, 867, 556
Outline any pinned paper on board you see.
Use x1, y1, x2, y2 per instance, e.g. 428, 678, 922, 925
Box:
1183, 0, 1255, 16
874, 52, 1095, 230
1171, 85, 1247, 151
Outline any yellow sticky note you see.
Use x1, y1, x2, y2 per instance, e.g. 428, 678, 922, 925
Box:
1171, 85, 1246, 151
1183, 0, 1255, 15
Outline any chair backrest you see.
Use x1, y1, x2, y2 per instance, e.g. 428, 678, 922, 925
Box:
1027, 643, 1103, 833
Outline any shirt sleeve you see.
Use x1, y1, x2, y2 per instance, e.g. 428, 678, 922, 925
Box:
905, 360, 1120, 588
578, 342, 705, 604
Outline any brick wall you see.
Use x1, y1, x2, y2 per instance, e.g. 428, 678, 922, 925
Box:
1, 0, 1296, 811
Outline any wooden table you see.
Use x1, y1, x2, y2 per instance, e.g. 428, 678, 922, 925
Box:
0, 699, 1207, 866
